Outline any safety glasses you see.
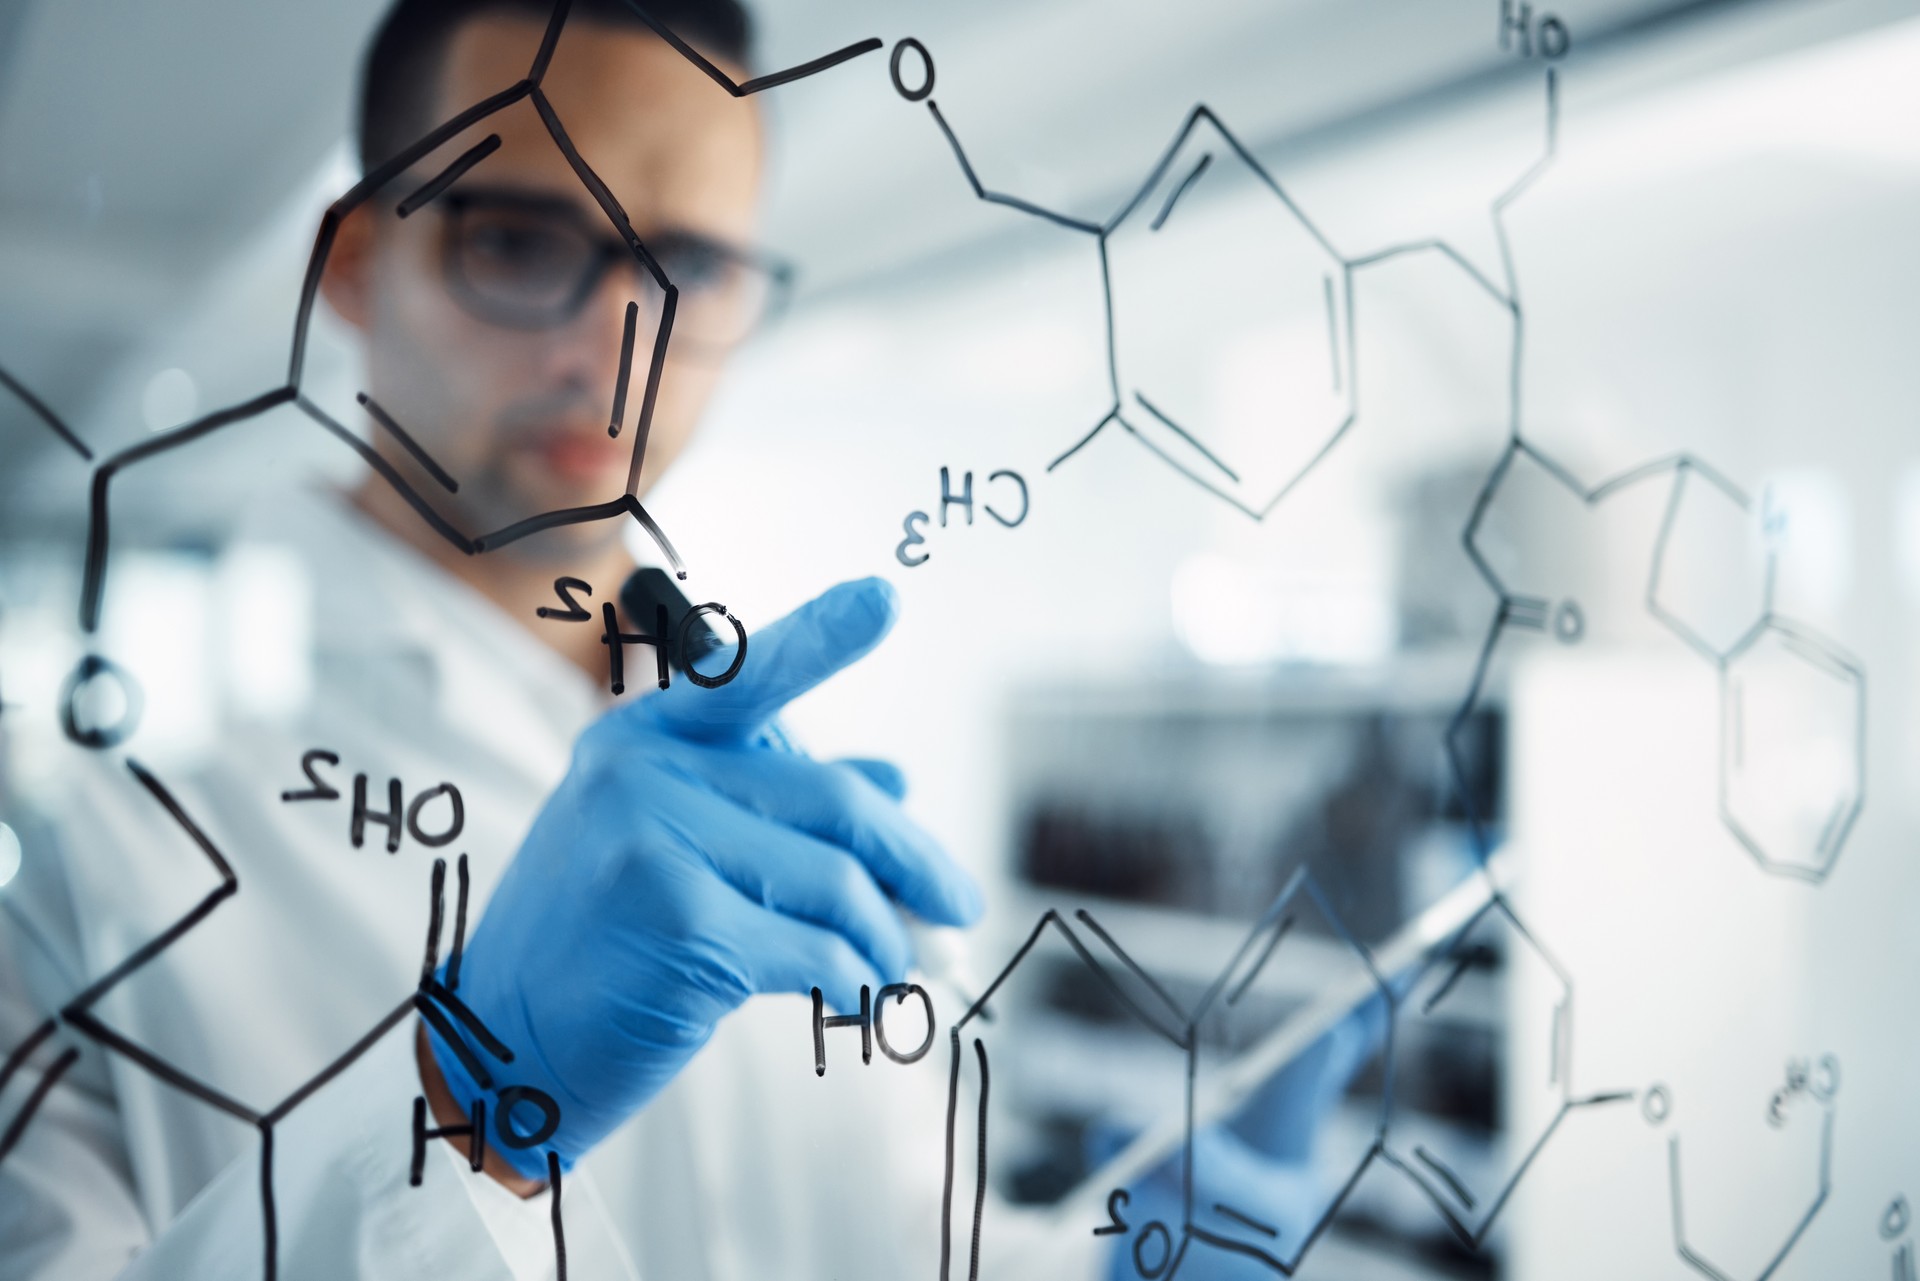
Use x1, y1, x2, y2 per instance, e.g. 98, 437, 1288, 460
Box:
436, 188, 793, 355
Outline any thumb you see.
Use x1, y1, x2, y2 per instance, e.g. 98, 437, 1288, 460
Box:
641, 577, 899, 743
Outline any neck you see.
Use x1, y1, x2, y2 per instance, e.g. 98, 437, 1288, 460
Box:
352, 479, 634, 681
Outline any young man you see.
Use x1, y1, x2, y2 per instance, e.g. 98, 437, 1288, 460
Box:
0, 3, 999, 1278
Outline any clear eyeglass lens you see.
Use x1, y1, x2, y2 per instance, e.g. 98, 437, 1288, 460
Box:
451, 206, 600, 319
660, 254, 774, 350
448, 206, 783, 345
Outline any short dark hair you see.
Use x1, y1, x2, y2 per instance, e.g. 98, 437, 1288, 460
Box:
357, 0, 754, 171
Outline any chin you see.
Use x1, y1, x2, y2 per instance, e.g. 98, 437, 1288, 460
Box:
508, 462, 622, 511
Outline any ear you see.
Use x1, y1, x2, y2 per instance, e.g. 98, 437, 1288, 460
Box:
318, 203, 378, 333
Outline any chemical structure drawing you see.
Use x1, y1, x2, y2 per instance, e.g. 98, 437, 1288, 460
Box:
895, 18, 1869, 884
1380, 895, 1633, 1249
0, 363, 95, 464
1646, 462, 1778, 661
0, 763, 568, 1280
889, 39, 1355, 519
1648, 1057, 1838, 1281
0, 366, 92, 728
0, 758, 417, 1280
1355, 56, 1864, 887
0, 3, 1895, 1278
0, 366, 93, 732
1717, 621, 1865, 883
1459, 440, 1868, 884
1882, 1193, 1913, 1281
937, 866, 1393, 1280
887, 7, 1866, 1265
0, 4, 883, 1277
0, 1018, 79, 1173
406, 853, 572, 1274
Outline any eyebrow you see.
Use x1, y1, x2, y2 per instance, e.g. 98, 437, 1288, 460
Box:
435, 184, 586, 219
395, 135, 503, 218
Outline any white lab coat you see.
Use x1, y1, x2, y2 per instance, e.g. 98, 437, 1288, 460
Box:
0, 487, 1094, 1281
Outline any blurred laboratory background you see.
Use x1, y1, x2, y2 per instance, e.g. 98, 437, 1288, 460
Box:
3, 0, 1918, 1277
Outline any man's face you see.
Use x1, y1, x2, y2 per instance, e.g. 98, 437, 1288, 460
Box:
329, 16, 764, 549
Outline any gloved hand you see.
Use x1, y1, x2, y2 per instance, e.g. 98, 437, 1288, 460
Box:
1093, 998, 1388, 1279
426, 577, 983, 1180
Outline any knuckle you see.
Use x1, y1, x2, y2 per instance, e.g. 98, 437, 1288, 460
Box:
644, 855, 720, 936
690, 935, 755, 1005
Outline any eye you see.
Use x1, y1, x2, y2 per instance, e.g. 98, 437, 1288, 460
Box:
467, 220, 574, 272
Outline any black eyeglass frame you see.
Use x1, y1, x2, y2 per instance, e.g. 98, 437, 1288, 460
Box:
432, 187, 795, 353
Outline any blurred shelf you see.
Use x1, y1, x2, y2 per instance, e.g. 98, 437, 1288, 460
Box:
1005, 648, 1506, 723
1001, 887, 1380, 995
998, 887, 1503, 1025
994, 653, 1515, 1275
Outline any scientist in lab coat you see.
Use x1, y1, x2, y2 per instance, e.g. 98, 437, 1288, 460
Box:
0, 2, 1012, 1276
0, 2, 1364, 1277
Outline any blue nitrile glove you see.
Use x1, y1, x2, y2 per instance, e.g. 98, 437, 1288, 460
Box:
1094, 998, 1388, 1279
426, 577, 983, 1180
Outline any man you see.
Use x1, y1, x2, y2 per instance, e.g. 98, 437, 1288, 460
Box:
0, 3, 1362, 1277
323, 0, 994, 1211
1, 3, 1003, 1278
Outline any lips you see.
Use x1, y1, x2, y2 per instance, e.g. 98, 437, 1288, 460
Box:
529, 429, 621, 486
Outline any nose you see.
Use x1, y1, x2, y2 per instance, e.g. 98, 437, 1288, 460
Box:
540, 255, 661, 423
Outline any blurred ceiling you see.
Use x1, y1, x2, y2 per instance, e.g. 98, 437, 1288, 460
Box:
0, 0, 1908, 490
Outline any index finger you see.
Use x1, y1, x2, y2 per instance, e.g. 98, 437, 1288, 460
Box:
638, 577, 899, 744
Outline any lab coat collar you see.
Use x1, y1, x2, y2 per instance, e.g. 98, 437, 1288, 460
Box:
237, 483, 612, 784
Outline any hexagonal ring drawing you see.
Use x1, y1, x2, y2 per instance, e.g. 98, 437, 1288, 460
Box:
1718, 620, 1866, 883
1382, 895, 1629, 1248
913, 83, 1362, 521
938, 866, 1391, 1279
1099, 108, 1356, 518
